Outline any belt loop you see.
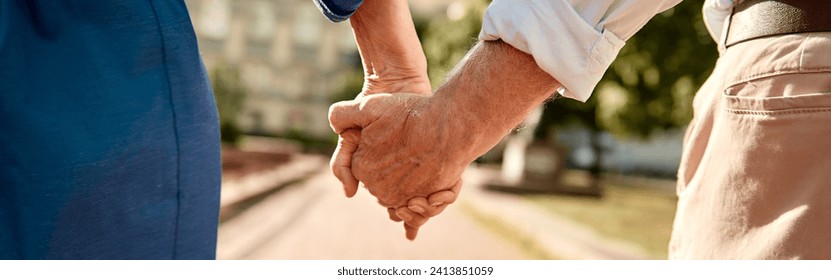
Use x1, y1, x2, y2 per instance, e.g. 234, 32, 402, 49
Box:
719, 11, 733, 54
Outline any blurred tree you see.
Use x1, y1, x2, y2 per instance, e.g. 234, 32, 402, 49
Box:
329, 54, 364, 104
539, 1, 717, 180
209, 63, 247, 146
420, 1, 489, 88
419, 0, 718, 181
540, 2, 718, 139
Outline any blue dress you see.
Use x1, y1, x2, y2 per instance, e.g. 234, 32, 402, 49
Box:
0, 1, 220, 259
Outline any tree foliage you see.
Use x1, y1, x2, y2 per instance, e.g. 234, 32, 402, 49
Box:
209, 63, 247, 145
543, 1, 718, 139
418, 0, 718, 140
419, 1, 489, 88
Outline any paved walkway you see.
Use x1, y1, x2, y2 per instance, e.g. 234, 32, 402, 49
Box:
217, 156, 647, 260
217, 164, 531, 259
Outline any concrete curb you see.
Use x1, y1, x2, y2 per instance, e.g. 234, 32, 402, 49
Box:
220, 154, 328, 208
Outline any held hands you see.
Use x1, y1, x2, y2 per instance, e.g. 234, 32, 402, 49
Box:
329, 93, 468, 240
331, 28, 458, 238
332, 0, 476, 240
329, 24, 563, 238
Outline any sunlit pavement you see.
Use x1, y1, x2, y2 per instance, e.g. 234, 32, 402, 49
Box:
216, 155, 646, 260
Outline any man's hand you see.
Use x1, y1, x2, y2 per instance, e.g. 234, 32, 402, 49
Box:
330, 41, 560, 207
329, 93, 470, 208
329, 40, 562, 239
338, 0, 458, 239
329, 92, 466, 240
337, 0, 560, 240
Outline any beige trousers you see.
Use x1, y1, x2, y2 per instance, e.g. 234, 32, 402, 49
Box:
669, 32, 831, 259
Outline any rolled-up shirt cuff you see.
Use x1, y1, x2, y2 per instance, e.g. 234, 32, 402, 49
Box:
314, 0, 364, 22
478, 0, 625, 102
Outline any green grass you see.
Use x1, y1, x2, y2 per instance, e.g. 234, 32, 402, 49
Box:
525, 173, 678, 259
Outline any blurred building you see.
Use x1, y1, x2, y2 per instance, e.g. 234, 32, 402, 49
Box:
182, 0, 469, 139
184, 0, 359, 138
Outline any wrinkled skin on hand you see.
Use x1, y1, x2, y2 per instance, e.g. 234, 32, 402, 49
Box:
329, 93, 469, 239
330, 39, 560, 240
332, 0, 464, 239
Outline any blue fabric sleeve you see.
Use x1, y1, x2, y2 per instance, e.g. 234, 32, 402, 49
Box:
313, 0, 364, 22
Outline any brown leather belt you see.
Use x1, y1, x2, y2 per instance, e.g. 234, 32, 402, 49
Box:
725, 0, 831, 47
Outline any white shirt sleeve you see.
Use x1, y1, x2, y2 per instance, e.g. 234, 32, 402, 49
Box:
479, 0, 682, 101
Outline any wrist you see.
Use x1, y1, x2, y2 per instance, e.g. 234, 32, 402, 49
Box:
361, 68, 431, 95
349, 0, 430, 95
426, 88, 496, 165
428, 40, 561, 161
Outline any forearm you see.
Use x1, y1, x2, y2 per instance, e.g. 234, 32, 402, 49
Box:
350, 0, 430, 94
432, 40, 561, 161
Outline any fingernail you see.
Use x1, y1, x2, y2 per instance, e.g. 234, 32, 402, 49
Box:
431, 202, 443, 207
397, 211, 412, 221
409, 205, 425, 214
